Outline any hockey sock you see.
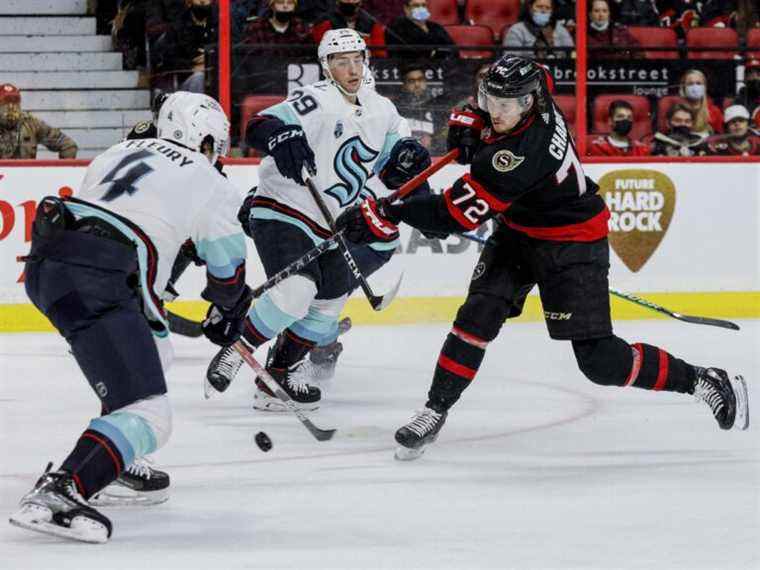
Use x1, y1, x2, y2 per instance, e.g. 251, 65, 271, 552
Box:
270, 329, 316, 369
60, 429, 125, 499
242, 317, 272, 349
426, 327, 487, 413
624, 342, 696, 394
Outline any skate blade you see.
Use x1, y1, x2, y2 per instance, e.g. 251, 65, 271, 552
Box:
9, 504, 108, 544
731, 375, 749, 431
394, 445, 425, 461
253, 391, 320, 413
90, 486, 169, 508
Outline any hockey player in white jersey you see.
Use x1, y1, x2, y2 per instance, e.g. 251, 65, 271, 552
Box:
9, 92, 251, 543
205, 28, 432, 410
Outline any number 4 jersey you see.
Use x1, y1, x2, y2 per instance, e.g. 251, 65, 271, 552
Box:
445, 102, 610, 241
72, 138, 247, 329
250, 80, 410, 248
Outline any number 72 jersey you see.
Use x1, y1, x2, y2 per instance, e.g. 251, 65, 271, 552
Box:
445, 102, 610, 242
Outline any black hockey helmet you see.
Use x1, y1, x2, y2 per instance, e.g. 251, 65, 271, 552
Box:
479, 56, 544, 100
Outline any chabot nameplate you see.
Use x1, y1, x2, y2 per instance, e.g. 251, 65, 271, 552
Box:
599, 169, 676, 273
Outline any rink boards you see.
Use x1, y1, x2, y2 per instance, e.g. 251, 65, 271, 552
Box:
0, 161, 758, 331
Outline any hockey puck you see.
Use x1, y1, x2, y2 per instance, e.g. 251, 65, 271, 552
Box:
255, 431, 272, 452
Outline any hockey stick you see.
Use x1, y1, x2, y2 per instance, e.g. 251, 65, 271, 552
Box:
459, 232, 741, 331
233, 341, 336, 441
387, 149, 459, 203
304, 172, 402, 311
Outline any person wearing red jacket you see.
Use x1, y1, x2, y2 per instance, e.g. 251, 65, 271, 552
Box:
312, 0, 386, 57
588, 99, 650, 156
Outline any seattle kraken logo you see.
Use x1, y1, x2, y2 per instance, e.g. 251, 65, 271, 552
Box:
325, 136, 378, 207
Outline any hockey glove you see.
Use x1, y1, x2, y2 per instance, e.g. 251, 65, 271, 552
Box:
379, 137, 432, 189
237, 188, 257, 238
336, 198, 400, 245
447, 106, 487, 165
266, 125, 316, 185
202, 285, 254, 347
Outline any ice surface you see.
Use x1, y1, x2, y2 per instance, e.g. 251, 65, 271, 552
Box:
1, 320, 758, 570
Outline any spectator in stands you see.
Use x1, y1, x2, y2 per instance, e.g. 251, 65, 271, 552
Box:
313, 0, 386, 55
736, 59, 760, 129
394, 62, 437, 150
588, 99, 650, 156
503, 0, 574, 59
385, 0, 458, 59
455, 62, 492, 108
146, 0, 186, 43
231, 0, 262, 44
651, 102, 704, 156
679, 69, 723, 135
363, 0, 406, 25
111, 0, 149, 69
0, 84, 78, 159
733, 0, 760, 34
587, 0, 640, 60
701, 105, 760, 155
243, 0, 313, 55
152, 0, 218, 93
613, 0, 661, 26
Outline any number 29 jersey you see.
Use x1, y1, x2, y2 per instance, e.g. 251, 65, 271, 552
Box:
252, 80, 410, 246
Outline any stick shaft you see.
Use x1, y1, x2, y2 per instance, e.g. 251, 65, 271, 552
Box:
388, 149, 459, 202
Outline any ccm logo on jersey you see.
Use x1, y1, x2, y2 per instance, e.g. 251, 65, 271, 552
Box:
443, 174, 510, 231
491, 150, 524, 173
267, 128, 304, 151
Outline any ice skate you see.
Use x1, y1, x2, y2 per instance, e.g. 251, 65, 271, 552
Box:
205, 341, 249, 398
9, 462, 112, 544
394, 407, 448, 461
90, 457, 170, 507
693, 367, 749, 430
254, 360, 321, 412
306, 340, 344, 382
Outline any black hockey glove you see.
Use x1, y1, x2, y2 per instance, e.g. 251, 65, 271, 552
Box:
379, 137, 431, 189
336, 198, 400, 245
447, 106, 487, 165
202, 285, 254, 347
401, 182, 450, 240
237, 188, 257, 238
266, 125, 316, 185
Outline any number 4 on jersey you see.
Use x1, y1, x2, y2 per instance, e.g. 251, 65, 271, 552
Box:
100, 149, 155, 202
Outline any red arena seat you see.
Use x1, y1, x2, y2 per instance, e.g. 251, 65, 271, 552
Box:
428, 0, 460, 26
554, 94, 576, 131
748, 29, 760, 59
592, 94, 652, 140
444, 25, 496, 59
686, 28, 739, 59
240, 94, 285, 155
626, 27, 679, 59
465, 0, 521, 40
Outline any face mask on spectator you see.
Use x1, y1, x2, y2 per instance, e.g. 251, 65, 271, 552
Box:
590, 19, 609, 31
670, 125, 691, 138
411, 7, 431, 22
337, 2, 359, 17
273, 10, 294, 24
191, 4, 212, 20
684, 84, 705, 100
612, 119, 632, 136
532, 11, 551, 27
0, 103, 21, 128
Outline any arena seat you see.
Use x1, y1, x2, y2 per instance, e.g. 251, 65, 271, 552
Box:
428, 0, 460, 26
444, 25, 496, 59
748, 29, 760, 59
239, 94, 285, 155
592, 94, 652, 140
686, 28, 738, 59
626, 27, 679, 59
554, 94, 576, 131
465, 0, 521, 40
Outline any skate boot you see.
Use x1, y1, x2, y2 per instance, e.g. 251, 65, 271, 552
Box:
205, 341, 249, 398
394, 407, 448, 461
90, 457, 170, 507
9, 462, 112, 543
693, 367, 749, 430
254, 360, 321, 412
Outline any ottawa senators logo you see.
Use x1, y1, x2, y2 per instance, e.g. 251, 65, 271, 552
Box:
491, 150, 524, 173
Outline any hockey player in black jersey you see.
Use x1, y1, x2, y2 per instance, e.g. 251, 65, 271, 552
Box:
336, 56, 749, 461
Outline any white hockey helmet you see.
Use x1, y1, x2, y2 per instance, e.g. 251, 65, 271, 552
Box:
318, 28, 370, 94
156, 91, 230, 164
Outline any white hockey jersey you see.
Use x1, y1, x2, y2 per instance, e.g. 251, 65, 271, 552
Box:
70, 138, 247, 330
252, 80, 410, 248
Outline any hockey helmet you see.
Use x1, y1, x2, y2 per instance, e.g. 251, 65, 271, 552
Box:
477, 56, 546, 122
318, 28, 370, 95
156, 91, 230, 164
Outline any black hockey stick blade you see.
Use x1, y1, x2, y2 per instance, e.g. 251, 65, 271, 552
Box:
167, 310, 203, 337
608, 289, 740, 331
233, 342, 336, 441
